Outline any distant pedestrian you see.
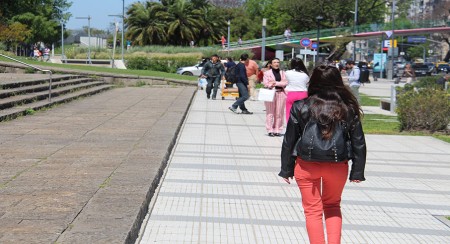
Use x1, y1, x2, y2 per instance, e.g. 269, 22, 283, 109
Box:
33, 47, 40, 60
43, 46, 50, 62
257, 61, 271, 83
263, 58, 288, 137
238, 37, 243, 46
244, 54, 259, 100
201, 54, 225, 100
402, 63, 415, 84
190, 40, 194, 48
285, 58, 309, 122
228, 53, 253, 115
346, 60, 361, 103
284, 28, 292, 41
127, 40, 132, 50
221, 36, 226, 49
280, 64, 366, 244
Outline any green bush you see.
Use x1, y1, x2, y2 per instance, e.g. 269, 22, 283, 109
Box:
126, 56, 198, 73
414, 76, 443, 89
396, 87, 450, 132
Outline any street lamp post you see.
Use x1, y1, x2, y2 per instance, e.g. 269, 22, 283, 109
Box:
388, 0, 396, 80
60, 20, 65, 63
121, 0, 125, 62
262, 18, 267, 63
76, 15, 91, 64
352, 0, 358, 61
108, 14, 124, 67
227, 19, 230, 51
316, 15, 323, 65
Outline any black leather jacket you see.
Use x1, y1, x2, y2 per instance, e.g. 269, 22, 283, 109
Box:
279, 99, 367, 181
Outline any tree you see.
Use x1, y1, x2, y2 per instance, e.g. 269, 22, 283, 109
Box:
0, 22, 32, 51
166, 0, 204, 45
126, 0, 226, 46
126, 2, 169, 45
0, 0, 71, 47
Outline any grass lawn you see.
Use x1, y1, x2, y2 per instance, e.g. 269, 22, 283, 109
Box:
363, 114, 450, 143
0, 56, 198, 81
360, 94, 381, 106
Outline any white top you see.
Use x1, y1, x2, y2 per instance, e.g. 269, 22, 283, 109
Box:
348, 66, 361, 87
285, 70, 309, 91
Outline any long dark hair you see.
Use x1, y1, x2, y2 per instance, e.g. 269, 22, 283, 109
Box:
307, 65, 362, 139
290, 58, 309, 75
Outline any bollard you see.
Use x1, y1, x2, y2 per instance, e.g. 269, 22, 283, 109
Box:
390, 85, 397, 113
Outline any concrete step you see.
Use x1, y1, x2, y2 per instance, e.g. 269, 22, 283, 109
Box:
0, 84, 113, 121
0, 81, 106, 110
0, 77, 94, 99
0, 75, 82, 89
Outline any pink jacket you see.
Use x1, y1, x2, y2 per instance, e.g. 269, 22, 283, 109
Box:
263, 69, 288, 89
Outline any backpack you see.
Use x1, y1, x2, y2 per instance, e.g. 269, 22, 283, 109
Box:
225, 65, 238, 84
298, 119, 351, 162
359, 67, 370, 83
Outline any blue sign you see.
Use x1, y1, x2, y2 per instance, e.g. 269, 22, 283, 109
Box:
311, 43, 318, 49
373, 53, 387, 72
407, 36, 426, 43
300, 38, 311, 47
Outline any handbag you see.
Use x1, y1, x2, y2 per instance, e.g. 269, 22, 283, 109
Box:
257, 88, 276, 102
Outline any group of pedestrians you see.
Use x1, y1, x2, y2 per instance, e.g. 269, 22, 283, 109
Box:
32, 45, 50, 62
201, 54, 367, 244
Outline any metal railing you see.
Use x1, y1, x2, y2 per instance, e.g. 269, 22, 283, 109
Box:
0, 54, 53, 102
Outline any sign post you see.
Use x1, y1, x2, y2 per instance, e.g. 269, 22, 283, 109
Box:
311, 42, 318, 65
300, 38, 311, 62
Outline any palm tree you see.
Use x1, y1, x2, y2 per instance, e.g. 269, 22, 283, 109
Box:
197, 6, 226, 46
126, 2, 169, 45
166, 0, 203, 45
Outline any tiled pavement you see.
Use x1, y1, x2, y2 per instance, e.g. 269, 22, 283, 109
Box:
139, 90, 450, 243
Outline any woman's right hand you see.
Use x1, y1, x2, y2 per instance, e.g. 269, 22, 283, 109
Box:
283, 177, 293, 184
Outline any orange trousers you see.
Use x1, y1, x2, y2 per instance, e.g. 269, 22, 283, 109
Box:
294, 158, 348, 244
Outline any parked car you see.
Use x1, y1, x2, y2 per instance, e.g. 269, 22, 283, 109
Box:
436, 63, 450, 74
176, 59, 209, 76
176, 59, 228, 76
412, 63, 431, 77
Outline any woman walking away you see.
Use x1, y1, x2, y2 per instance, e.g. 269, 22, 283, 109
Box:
285, 58, 309, 122
263, 58, 288, 137
279, 65, 366, 244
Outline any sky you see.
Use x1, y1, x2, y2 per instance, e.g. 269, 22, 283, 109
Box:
66, 0, 133, 30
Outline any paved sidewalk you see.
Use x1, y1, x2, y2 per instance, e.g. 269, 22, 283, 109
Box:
139, 90, 450, 243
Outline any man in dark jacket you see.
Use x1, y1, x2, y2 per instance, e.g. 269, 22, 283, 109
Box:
228, 53, 253, 114
201, 54, 225, 99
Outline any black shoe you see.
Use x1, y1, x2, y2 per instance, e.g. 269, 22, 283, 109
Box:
268, 133, 275, 137
274, 133, 282, 137
241, 110, 253, 115
207, 95, 210, 99
212, 97, 216, 100
228, 107, 239, 114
